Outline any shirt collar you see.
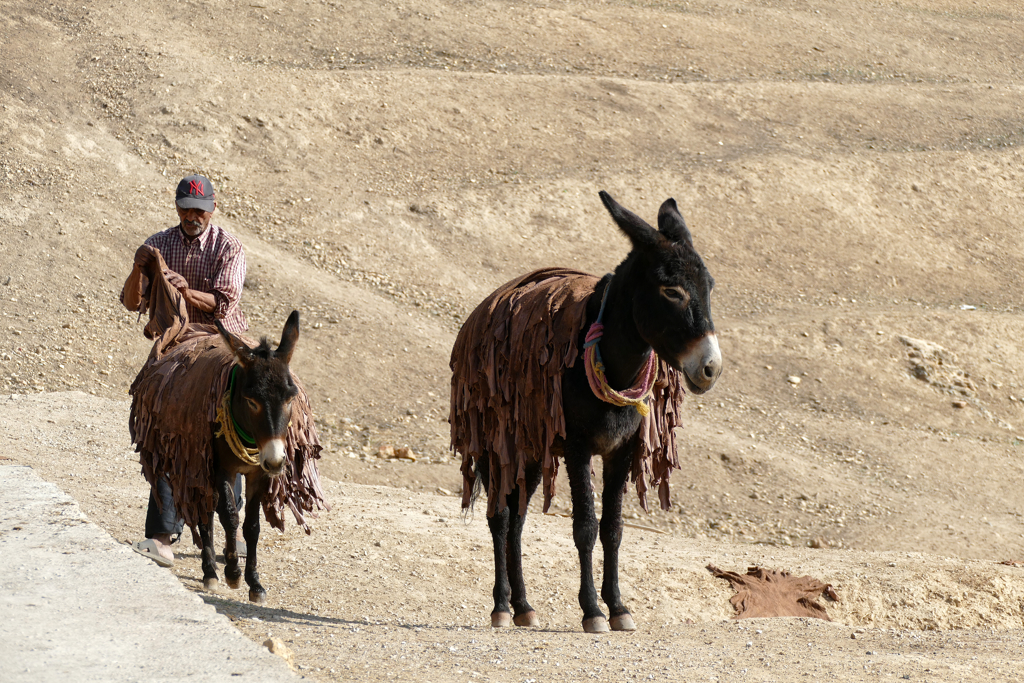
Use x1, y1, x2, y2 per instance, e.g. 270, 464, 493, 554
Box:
177, 222, 217, 250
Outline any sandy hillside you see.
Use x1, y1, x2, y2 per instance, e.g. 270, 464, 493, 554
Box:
2, 0, 1024, 680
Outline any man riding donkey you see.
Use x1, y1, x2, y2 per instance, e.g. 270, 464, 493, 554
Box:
120, 174, 327, 574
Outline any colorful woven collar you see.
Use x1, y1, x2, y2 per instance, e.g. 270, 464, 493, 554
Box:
583, 278, 658, 416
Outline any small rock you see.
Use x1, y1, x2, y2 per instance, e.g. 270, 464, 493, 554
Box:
787, 376, 801, 385
394, 447, 416, 461
952, 400, 967, 409
377, 444, 395, 459
263, 638, 295, 670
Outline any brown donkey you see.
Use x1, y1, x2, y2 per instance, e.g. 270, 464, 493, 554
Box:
203, 312, 302, 603
131, 297, 326, 604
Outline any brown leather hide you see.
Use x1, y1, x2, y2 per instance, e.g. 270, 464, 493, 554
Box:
707, 565, 836, 621
450, 267, 685, 518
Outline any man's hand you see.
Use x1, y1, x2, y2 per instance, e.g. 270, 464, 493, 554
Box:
134, 244, 159, 270
164, 269, 188, 291
122, 244, 158, 312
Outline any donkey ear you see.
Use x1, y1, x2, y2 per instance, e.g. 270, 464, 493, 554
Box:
216, 320, 254, 368
599, 191, 659, 249
275, 310, 300, 365
657, 198, 693, 245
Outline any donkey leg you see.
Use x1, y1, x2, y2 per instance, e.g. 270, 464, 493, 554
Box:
600, 443, 638, 632
198, 476, 220, 591
216, 473, 242, 590
507, 461, 542, 627
487, 505, 512, 627
476, 454, 515, 627
242, 475, 268, 604
566, 451, 607, 633
199, 512, 219, 592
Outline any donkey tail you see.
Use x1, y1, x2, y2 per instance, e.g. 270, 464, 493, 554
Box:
462, 454, 489, 521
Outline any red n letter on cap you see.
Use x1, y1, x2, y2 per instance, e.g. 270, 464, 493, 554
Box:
188, 180, 205, 196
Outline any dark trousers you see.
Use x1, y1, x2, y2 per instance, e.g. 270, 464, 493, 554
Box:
145, 474, 244, 540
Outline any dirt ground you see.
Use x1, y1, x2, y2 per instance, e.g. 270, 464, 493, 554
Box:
2, 0, 1024, 680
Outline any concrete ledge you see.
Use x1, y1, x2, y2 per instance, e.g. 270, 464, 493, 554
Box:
0, 465, 296, 683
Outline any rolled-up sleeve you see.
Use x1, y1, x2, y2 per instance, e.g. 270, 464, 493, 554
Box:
210, 237, 246, 320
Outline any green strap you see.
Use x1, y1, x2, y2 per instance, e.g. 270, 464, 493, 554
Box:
228, 366, 257, 447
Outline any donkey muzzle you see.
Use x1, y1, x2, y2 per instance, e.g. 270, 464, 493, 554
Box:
260, 437, 287, 475
680, 332, 722, 394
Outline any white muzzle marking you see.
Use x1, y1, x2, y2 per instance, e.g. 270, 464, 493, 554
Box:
680, 332, 722, 394
260, 437, 287, 474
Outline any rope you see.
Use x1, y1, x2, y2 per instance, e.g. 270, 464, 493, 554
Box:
214, 374, 261, 466
583, 278, 658, 416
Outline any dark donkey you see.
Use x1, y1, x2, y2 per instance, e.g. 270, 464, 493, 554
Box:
202, 311, 301, 603
451, 191, 721, 632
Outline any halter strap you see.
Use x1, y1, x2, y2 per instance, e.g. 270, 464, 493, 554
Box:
583, 279, 613, 350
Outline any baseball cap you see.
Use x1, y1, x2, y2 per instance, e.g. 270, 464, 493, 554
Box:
175, 174, 216, 212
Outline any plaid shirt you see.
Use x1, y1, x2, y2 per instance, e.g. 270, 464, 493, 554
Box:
143, 223, 248, 333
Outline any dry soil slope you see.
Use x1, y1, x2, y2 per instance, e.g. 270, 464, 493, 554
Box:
1, 0, 1024, 573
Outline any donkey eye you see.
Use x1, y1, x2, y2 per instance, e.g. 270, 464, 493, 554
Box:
245, 397, 262, 412
660, 286, 690, 305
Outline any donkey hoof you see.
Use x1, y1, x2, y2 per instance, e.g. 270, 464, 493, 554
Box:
226, 576, 242, 590
582, 617, 610, 633
249, 589, 267, 604
513, 611, 539, 627
491, 612, 512, 628
610, 614, 637, 631
203, 577, 219, 592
